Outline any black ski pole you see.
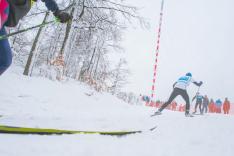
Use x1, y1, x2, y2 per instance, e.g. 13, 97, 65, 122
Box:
190, 86, 201, 114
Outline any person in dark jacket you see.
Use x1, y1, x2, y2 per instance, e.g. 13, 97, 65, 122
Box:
202, 95, 209, 114
0, 0, 72, 75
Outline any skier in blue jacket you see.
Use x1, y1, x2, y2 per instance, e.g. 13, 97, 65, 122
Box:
151, 72, 203, 117
192, 92, 204, 114
0, 0, 72, 75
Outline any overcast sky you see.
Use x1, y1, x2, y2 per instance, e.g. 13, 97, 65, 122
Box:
120, 0, 234, 102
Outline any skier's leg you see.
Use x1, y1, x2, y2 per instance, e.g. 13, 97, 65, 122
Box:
199, 102, 203, 114
205, 106, 208, 113
180, 91, 190, 114
201, 104, 205, 114
0, 27, 12, 75
193, 102, 199, 113
158, 88, 180, 112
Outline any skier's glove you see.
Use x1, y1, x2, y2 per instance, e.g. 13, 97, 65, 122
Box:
53, 10, 72, 23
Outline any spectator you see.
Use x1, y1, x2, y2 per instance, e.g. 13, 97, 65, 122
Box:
223, 98, 231, 114
209, 99, 215, 113
202, 95, 209, 114
215, 99, 222, 113
142, 95, 150, 103
171, 101, 177, 111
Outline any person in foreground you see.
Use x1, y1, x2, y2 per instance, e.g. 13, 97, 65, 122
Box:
0, 0, 72, 75
151, 72, 203, 117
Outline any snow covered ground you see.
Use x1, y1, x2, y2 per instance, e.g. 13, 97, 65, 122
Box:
0, 68, 234, 156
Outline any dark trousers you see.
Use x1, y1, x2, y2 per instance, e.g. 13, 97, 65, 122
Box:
202, 105, 208, 114
194, 101, 202, 114
0, 27, 12, 75
159, 88, 190, 114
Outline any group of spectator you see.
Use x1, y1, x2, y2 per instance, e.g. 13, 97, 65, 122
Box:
191, 92, 231, 115
143, 94, 232, 115
208, 98, 231, 114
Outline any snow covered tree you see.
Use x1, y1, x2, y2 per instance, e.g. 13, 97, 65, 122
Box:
10, 0, 145, 90
109, 58, 129, 94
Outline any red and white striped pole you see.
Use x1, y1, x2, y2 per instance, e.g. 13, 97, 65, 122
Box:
151, 0, 165, 101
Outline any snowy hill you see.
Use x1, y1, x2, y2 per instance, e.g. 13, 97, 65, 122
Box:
0, 69, 234, 156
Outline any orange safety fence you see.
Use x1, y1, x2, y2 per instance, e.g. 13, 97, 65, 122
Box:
230, 103, 234, 115
145, 101, 234, 115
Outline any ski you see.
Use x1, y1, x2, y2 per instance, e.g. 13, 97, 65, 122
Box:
151, 114, 160, 117
0, 125, 157, 136
185, 114, 194, 117
150, 112, 162, 117
191, 113, 203, 116
151, 111, 196, 117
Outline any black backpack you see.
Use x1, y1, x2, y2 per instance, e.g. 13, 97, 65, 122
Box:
5, 0, 37, 27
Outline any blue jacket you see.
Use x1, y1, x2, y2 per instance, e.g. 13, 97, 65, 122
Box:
215, 99, 222, 107
192, 93, 203, 103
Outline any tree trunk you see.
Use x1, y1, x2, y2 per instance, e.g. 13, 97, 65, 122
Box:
23, 12, 49, 76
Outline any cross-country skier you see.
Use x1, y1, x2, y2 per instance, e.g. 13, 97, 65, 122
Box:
192, 92, 204, 114
0, 0, 72, 75
151, 72, 203, 117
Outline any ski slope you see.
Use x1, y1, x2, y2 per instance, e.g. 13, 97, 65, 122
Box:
0, 68, 234, 156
